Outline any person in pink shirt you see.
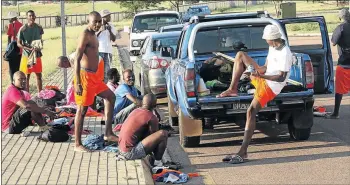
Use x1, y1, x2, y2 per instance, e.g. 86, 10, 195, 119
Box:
106, 68, 120, 92
6, 11, 23, 82
1, 71, 56, 134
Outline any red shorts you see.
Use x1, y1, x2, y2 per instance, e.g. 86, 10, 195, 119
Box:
19, 55, 42, 74
74, 58, 108, 106
251, 76, 276, 107
335, 66, 350, 94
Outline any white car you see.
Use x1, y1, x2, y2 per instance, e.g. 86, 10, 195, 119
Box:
124, 11, 181, 62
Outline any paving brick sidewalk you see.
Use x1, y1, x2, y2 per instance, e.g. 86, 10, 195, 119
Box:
1, 47, 154, 185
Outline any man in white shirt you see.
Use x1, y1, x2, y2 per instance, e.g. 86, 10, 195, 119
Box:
97, 9, 118, 83
218, 25, 293, 164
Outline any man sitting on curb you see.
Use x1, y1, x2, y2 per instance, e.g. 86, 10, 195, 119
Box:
1, 71, 56, 134
113, 69, 141, 124
113, 69, 161, 129
118, 93, 168, 167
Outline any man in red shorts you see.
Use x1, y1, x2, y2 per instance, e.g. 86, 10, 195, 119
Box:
326, 8, 350, 119
218, 25, 293, 164
73, 11, 118, 152
17, 10, 44, 93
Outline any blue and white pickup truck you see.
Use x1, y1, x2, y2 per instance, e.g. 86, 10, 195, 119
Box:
165, 12, 334, 147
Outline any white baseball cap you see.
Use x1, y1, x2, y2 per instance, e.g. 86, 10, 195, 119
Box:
100, 9, 111, 17
7, 11, 18, 19
262, 25, 282, 40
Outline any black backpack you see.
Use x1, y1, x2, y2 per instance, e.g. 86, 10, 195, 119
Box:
38, 125, 71, 142
3, 23, 20, 61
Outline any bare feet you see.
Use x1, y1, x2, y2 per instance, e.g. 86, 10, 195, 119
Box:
74, 145, 92, 153
216, 89, 238, 98
104, 133, 119, 143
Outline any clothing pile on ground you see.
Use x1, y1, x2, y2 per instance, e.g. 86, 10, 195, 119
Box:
152, 167, 199, 184
82, 134, 118, 153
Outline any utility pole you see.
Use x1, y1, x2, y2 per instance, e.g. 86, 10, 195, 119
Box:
17, 2, 20, 15
60, 0, 68, 93
245, 0, 248, 12
92, 0, 95, 11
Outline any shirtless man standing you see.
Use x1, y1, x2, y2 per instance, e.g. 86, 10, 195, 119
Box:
74, 11, 118, 152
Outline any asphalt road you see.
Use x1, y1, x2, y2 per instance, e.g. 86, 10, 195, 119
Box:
159, 94, 350, 185
116, 32, 350, 184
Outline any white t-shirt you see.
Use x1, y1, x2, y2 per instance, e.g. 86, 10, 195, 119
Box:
265, 45, 293, 95
98, 24, 117, 54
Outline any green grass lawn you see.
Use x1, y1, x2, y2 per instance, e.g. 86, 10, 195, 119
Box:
2, 1, 172, 17
215, 1, 347, 33
2, 2, 126, 17
1, 19, 131, 93
214, 1, 346, 14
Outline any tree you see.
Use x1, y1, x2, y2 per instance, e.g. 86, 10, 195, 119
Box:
119, 0, 160, 14
272, 0, 283, 18
168, 0, 182, 12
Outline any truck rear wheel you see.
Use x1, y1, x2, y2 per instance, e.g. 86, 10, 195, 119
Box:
288, 125, 311, 140
167, 93, 178, 127
179, 109, 201, 147
288, 108, 313, 141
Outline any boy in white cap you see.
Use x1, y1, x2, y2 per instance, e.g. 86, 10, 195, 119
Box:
219, 24, 293, 164
97, 9, 118, 83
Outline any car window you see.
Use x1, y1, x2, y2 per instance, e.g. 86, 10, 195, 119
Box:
152, 36, 180, 53
193, 25, 268, 54
132, 14, 180, 33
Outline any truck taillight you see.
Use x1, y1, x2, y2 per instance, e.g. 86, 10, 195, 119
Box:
305, 60, 314, 89
146, 56, 169, 69
184, 68, 195, 97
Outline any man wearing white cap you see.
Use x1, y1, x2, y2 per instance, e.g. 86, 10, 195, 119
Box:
97, 9, 118, 83
219, 24, 293, 164
6, 11, 23, 82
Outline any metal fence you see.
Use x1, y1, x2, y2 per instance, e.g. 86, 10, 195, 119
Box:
174, 0, 260, 12
1, 11, 130, 32
2, 1, 265, 32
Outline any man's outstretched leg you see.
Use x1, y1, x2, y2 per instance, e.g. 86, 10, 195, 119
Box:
217, 51, 261, 97
98, 89, 119, 143
74, 106, 90, 152
223, 98, 261, 163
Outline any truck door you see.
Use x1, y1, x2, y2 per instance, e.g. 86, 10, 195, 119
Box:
279, 16, 334, 94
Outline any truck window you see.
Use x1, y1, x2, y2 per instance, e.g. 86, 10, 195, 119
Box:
193, 25, 268, 54
132, 14, 180, 33
151, 36, 180, 53
285, 22, 323, 49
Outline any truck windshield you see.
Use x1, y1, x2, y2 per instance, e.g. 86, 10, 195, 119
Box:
132, 14, 180, 33
193, 25, 269, 54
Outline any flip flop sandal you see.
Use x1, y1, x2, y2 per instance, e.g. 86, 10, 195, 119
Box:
228, 155, 246, 164
324, 114, 339, 119
222, 155, 233, 162
163, 161, 182, 170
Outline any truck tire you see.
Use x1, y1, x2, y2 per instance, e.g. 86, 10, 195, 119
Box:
288, 125, 311, 141
288, 108, 313, 141
179, 109, 200, 147
181, 136, 200, 148
167, 93, 178, 126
